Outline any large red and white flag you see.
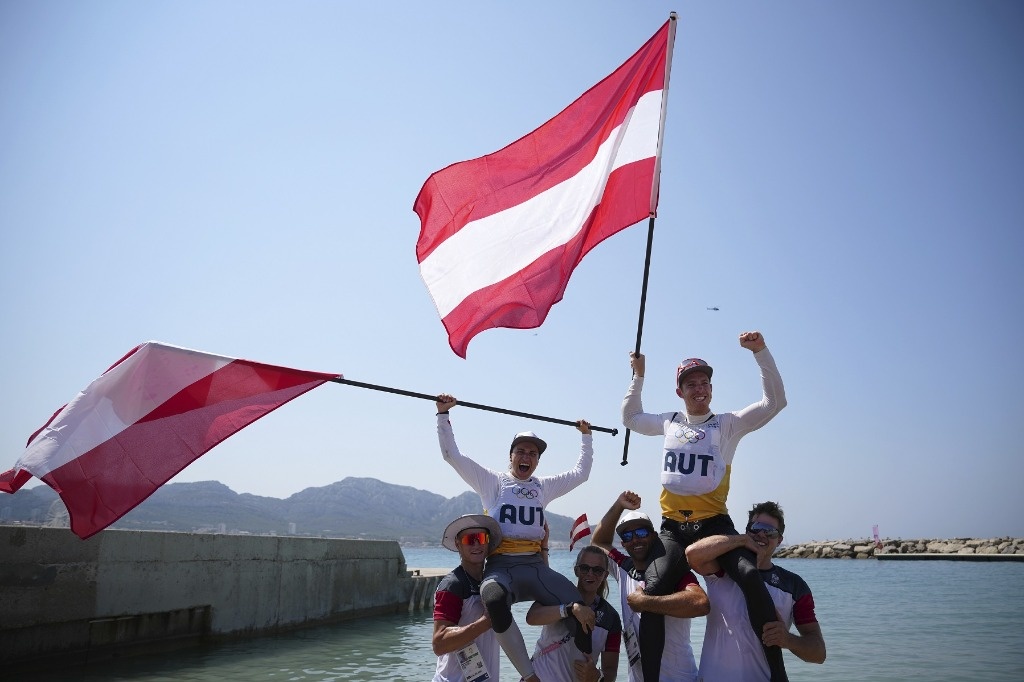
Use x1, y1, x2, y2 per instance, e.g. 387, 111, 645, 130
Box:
0, 342, 340, 539
414, 18, 676, 358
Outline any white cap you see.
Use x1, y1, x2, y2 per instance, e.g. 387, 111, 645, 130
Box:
441, 514, 503, 553
615, 510, 654, 534
510, 431, 547, 455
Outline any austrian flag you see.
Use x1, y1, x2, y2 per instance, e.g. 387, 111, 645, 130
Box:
0, 342, 340, 539
569, 513, 592, 551
414, 18, 677, 357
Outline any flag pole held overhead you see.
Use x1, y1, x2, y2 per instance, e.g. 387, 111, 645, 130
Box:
333, 377, 619, 435
622, 12, 678, 466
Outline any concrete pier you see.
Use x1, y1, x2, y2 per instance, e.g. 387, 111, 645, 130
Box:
0, 526, 436, 670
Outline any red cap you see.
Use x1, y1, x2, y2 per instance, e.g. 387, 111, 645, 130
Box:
676, 358, 713, 385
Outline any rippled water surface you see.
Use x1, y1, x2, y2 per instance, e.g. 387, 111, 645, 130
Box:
29, 549, 1024, 681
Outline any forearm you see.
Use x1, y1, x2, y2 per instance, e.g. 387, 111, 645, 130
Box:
436, 413, 461, 465
621, 373, 644, 425
436, 414, 494, 498
525, 603, 561, 626
601, 651, 619, 681
629, 587, 709, 618
753, 347, 787, 415
526, 602, 580, 626
685, 533, 749, 574
591, 502, 625, 549
621, 375, 663, 435
543, 434, 593, 499
432, 616, 490, 655
786, 624, 826, 664
577, 433, 594, 481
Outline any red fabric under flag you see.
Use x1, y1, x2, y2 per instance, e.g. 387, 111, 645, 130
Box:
569, 513, 592, 551
0, 342, 340, 539
414, 17, 677, 358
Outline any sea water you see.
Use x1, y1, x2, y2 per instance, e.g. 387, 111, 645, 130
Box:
27, 547, 1024, 681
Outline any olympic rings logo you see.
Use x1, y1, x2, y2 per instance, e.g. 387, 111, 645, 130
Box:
512, 485, 538, 499
674, 427, 706, 444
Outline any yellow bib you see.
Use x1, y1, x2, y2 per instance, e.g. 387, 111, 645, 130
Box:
492, 538, 543, 556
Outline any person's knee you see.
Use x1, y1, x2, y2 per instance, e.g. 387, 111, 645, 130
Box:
481, 582, 513, 632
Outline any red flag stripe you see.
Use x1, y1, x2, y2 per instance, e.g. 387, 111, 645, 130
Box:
419, 97, 662, 320
413, 20, 672, 357
1, 342, 340, 539
414, 24, 669, 262
42, 367, 328, 539
21, 343, 233, 475
440, 159, 655, 358
24, 343, 150, 448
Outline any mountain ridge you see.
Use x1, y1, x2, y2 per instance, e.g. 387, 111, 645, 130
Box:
0, 477, 576, 545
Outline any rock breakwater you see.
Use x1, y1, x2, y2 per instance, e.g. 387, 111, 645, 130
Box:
775, 537, 1024, 560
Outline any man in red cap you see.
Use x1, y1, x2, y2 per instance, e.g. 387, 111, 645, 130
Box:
622, 331, 789, 681
434, 393, 594, 682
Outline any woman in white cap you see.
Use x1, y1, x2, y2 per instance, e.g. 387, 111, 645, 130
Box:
434, 394, 594, 682
432, 514, 503, 682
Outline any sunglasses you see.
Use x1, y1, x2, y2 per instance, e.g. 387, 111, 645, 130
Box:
618, 527, 652, 543
747, 522, 781, 539
575, 564, 606, 575
459, 531, 490, 546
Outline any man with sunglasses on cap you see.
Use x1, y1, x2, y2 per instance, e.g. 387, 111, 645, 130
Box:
687, 501, 826, 681
622, 331, 788, 681
435, 393, 595, 682
592, 490, 710, 682
433, 514, 504, 682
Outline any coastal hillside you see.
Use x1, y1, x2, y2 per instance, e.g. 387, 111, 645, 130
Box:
0, 477, 575, 545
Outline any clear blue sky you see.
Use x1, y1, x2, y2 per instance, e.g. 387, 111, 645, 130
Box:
2, 1, 1022, 543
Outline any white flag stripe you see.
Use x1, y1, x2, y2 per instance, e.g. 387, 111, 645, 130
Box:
20, 342, 231, 476
420, 90, 662, 319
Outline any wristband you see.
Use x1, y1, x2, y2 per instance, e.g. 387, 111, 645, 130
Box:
559, 603, 568, 619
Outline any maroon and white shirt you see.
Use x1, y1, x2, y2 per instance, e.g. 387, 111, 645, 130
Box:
698, 564, 817, 682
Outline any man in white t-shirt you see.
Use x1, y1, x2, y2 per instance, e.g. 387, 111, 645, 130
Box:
687, 501, 826, 682
591, 490, 710, 681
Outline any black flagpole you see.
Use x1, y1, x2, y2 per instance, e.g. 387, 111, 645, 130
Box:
332, 377, 619, 435
621, 215, 656, 465
621, 12, 676, 465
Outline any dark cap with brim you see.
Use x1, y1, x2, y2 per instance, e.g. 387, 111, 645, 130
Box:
510, 431, 547, 455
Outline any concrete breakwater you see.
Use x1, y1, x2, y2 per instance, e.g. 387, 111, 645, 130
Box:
0, 526, 439, 670
775, 537, 1024, 560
